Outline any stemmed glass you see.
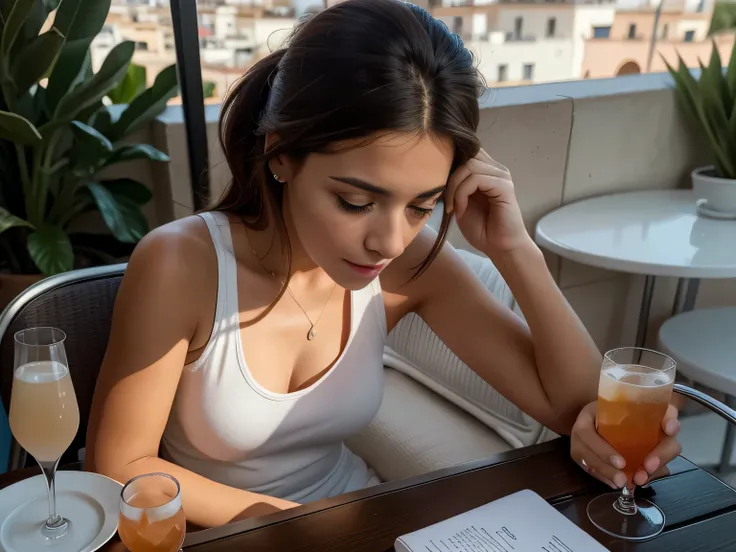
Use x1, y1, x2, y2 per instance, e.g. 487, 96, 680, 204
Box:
586, 347, 676, 541
8, 327, 80, 542
118, 472, 186, 552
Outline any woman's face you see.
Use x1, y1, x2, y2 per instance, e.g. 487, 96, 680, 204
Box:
275, 132, 454, 289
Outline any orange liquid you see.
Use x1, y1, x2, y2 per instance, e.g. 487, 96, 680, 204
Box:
118, 493, 185, 552
597, 396, 669, 484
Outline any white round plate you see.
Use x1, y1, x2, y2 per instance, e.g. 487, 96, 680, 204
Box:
0, 470, 122, 552
696, 198, 736, 220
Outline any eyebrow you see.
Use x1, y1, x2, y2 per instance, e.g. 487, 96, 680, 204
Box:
330, 176, 446, 200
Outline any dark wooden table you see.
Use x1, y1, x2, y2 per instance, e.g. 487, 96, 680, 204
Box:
2, 439, 735, 551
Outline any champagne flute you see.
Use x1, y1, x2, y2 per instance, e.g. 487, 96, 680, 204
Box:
8, 327, 80, 540
586, 347, 676, 541
118, 473, 186, 552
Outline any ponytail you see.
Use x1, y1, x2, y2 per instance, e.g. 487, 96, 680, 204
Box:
214, 49, 287, 226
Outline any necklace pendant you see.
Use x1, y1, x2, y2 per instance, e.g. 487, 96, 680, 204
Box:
307, 326, 317, 340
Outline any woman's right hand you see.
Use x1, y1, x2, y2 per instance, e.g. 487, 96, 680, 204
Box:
570, 401, 681, 489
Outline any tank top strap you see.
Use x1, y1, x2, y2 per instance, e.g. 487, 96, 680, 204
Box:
191, 212, 240, 370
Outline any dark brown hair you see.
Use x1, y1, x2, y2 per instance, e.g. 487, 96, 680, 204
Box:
215, 0, 483, 280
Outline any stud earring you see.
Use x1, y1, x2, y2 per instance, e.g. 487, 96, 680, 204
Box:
273, 173, 282, 182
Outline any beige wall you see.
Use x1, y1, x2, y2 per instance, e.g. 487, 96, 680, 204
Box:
582, 32, 735, 78
145, 74, 736, 353
609, 10, 710, 41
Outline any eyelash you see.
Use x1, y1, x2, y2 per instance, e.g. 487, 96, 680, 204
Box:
336, 196, 434, 219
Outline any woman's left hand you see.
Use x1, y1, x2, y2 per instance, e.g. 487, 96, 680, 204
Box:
445, 149, 530, 257
570, 401, 682, 489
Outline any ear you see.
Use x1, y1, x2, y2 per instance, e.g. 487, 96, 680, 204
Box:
265, 132, 296, 183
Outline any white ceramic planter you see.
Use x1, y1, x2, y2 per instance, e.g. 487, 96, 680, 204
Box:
692, 166, 736, 214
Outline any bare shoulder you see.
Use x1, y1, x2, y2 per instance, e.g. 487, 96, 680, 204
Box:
116, 215, 217, 331
127, 215, 214, 279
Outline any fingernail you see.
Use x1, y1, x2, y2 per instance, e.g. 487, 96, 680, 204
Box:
666, 419, 680, 435
614, 473, 627, 488
646, 457, 660, 474
610, 455, 625, 469
608, 481, 618, 490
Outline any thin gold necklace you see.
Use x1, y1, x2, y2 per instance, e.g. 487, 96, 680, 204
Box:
247, 238, 337, 341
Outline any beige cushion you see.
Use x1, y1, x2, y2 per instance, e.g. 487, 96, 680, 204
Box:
347, 368, 512, 481
384, 249, 556, 449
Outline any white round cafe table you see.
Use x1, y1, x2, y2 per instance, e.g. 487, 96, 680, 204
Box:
535, 189, 736, 347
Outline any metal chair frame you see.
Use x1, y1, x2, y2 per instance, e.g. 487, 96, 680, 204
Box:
0, 264, 127, 471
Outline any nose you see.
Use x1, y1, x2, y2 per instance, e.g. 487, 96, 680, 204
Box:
364, 211, 406, 261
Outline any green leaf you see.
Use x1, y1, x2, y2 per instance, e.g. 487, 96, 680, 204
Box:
54, 41, 135, 121
102, 178, 152, 205
0, 206, 34, 233
0, 110, 41, 144
0, 0, 35, 70
105, 143, 169, 166
10, 28, 65, 96
14, 0, 62, 56
27, 225, 74, 275
71, 120, 113, 151
92, 105, 112, 136
86, 181, 148, 243
45, 0, 112, 114
668, 54, 736, 179
107, 62, 147, 105
727, 39, 736, 95
110, 64, 178, 140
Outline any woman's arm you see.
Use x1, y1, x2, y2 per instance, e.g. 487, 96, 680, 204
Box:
383, 230, 599, 435
86, 220, 298, 527
383, 149, 600, 435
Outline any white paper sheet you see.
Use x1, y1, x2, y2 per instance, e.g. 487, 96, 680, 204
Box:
395, 489, 609, 552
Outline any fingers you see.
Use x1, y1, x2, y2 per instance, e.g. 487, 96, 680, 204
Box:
643, 435, 682, 476
477, 148, 508, 171
571, 403, 629, 488
661, 403, 681, 437
632, 405, 682, 486
445, 158, 510, 214
572, 439, 624, 489
572, 403, 627, 470
452, 176, 510, 219
635, 464, 672, 487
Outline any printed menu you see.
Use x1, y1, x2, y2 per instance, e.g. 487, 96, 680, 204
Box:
395, 490, 610, 552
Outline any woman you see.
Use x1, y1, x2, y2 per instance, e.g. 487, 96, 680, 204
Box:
86, 0, 681, 528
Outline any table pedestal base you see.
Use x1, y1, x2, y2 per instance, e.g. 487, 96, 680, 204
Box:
635, 277, 701, 348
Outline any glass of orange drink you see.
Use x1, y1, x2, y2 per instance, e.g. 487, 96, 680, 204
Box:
586, 347, 676, 542
119, 473, 186, 552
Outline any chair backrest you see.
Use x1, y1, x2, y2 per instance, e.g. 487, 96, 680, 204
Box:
0, 264, 127, 470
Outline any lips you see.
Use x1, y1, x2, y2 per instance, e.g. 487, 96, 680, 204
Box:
344, 260, 387, 277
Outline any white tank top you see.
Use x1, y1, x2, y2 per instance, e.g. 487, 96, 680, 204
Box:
161, 212, 386, 503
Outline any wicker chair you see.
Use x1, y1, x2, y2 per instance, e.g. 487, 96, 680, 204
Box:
0, 264, 127, 472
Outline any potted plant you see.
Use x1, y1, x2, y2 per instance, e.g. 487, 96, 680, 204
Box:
665, 40, 736, 215
0, 0, 178, 306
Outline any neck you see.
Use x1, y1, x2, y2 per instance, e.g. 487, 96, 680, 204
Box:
246, 195, 330, 290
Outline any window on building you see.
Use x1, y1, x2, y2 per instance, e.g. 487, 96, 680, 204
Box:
498, 64, 508, 82
662, 23, 669, 39
546, 17, 556, 37
514, 16, 523, 39
523, 63, 534, 81
684, 30, 695, 42
628, 23, 637, 39
135, 41, 148, 51
592, 26, 611, 39
452, 16, 462, 35
696, 0, 705, 12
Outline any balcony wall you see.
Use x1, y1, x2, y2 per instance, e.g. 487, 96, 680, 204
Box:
141, 72, 736, 352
